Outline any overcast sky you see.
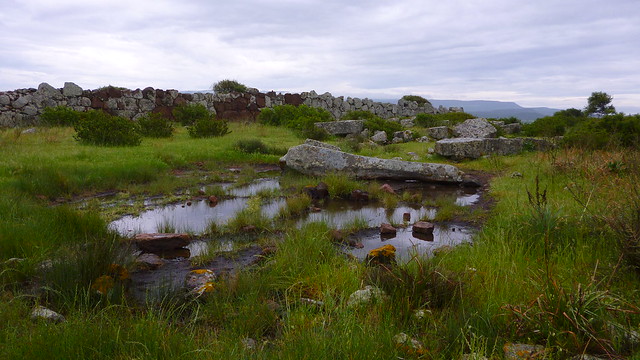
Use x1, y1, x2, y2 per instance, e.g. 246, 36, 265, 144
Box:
1, 0, 639, 113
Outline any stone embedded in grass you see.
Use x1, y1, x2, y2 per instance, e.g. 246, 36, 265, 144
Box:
365, 244, 396, 265
503, 343, 546, 360
185, 269, 216, 297
432, 245, 453, 257
412, 221, 435, 235
346, 285, 387, 307
380, 223, 397, 237
379, 183, 396, 195
133, 233, 191, 253
30, 306, 65, 323
393, 332, 427, 356
350, 189, 369, 201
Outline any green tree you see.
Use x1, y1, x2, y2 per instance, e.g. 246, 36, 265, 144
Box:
585, 91, 616, 117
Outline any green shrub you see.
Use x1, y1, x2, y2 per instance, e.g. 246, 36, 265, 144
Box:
40, 106, 82, 127
187, 116, 231, 138
212, 79, 248, 94
563, 114, 640, 149
522, 108, 586, 137
172, 103, 210, 126
73, 110, 142, 146
235, 139, 271, 154
401, 95, 431, 107
138, 112, 174, 138
364, 116, 403, 141
258, 104, 333, 136
301, 125, 330, 141
414, 112, 476, 128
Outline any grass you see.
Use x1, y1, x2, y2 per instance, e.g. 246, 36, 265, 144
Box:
1, 124, 640, 359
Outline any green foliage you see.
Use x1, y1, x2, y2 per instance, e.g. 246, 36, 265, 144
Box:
522, 108, 587, 137
39, 106, 82, 127
172, 103, 210, 126
187, 116, 231, 138
138, 112, 174, 138
401, 95, 431, 106
212, 79, 248, 94
585, 91, 616, 117
363, 115, 403, 141
73, 110, 142, 146
414, 112, 476, 128
563, 114, 640, 149
258, 104, 333, 135
234, 138, 286, 155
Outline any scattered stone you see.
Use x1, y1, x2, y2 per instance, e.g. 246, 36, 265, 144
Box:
30, 306, 65, 323
461, 353, 489, 360
400, 118, 415, 127
314, 120, 364, 136
380, 223, 397, 236
241, 337, 258, 350
185, 269, 216, 296
21, 127, 37, 134
413, 309, 429, 319
365, 244, 396, 265
346, 285, 387, 307
133, 233, 191, 253
135, 253, 165, 270
393, 332, 427, 356
503, 343, 546, 360
281, 143, 464, 183
379, 183, 396, 194
412, 221, 435, 235
568, 355, 606, 360
511, 171, 523, 178
427, 126, 450, 140
300, 297, 325, 307
417, 136, 430, 143
370, 130, 388, 144
432, 245, 453, 257
453, 118, 497, 138
350, 189, 370, 201
407, 152, 420, 161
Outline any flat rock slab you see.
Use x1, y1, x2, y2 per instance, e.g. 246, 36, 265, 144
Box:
412, 221, 435, 235
453, 118, 497, 138
435, 137, 554, 160
282, 143, 464, 183
133, 233, 191, 253
315, 120, 364, 136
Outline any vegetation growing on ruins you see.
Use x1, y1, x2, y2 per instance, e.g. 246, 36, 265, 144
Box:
401, 94, 431, 106
1, 96, 640, 359
212, 79, 248, 94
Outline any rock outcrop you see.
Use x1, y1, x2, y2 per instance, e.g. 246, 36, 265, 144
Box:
453, 118, 498, 138
281, 143, 464, 183
435, 137, 555, 159
314, 120, 364, 136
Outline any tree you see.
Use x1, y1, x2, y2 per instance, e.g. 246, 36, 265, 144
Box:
585, 91, 616, 117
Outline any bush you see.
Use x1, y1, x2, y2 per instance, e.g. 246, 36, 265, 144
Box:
40, 106, 82, 127
522, 108, 586, 137
364, 116, 403, 141
401, 95, 431, 107
172, 103, 210, 126
138, 112, 174, 138
563, 114, 640, 149
414, 112, 476, 128
258, 104, 333, 136
212, 79, 248, 94
235, 139, 271, 154
73, 110, 142, 146
188, 116, 231, 138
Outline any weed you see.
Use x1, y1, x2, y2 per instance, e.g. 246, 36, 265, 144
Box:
278, 193, 311, 219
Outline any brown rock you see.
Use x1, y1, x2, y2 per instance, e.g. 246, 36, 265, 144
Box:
380, 223, 397, 236
134, 233, 191, 253
329, 229, 345, 242
208, 195, 218, 206
412, 221, 435, 235
403, 212, 411, 222
379, 183, 396, 195
350, 189, 370, 201
135, 253, 165, 270
158, 247, 191, 259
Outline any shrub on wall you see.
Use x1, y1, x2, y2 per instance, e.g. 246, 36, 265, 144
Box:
401, 95, 431, 106
138, 112, 174, 138
73, 110, 142, 146
212, 79, 248, 94
40, 106, 82, 127
187, 116, 231, 138
173, 103, 210, 126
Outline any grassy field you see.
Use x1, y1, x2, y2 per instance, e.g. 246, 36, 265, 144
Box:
1, 123, 639, 359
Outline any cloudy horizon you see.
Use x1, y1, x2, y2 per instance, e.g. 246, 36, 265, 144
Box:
1, 0, 639, 113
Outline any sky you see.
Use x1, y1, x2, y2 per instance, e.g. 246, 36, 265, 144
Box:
1, 0, 639, 113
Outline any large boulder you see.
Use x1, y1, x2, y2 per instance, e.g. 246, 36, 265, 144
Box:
281, 143, 464, 183
435, 137, 555, 159
427, 126, 450, 140
133, 233, 191, 253
453, 118, 497, 138
314, 120, 364, 136
63, 82, 83, 97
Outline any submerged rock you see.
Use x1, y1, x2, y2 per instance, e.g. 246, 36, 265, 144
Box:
380, 223, 397, 237
281, 143, 464, 183
412, 221, 435, 235
133, 233, 191, 253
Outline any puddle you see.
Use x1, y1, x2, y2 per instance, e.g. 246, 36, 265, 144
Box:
201, 178, 281, 197
348, 225, 473, 262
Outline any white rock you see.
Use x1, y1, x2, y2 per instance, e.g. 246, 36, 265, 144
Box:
30, 306, 65, 323
347, 285, 387, 307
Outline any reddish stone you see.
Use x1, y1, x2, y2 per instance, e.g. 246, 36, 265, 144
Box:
379, 183, 396, 194
256, 94, 266, 107
208, 196, 218, 206
403, 213, 411, 222
134, 233, 191, 253
350, 189, 369, 201
412, 221, 435, 235
380, 223, 397, 236
284, 93, 303, 105
135, 253, 165, 270
173, 96, 187, 106
329, 229, 345, 242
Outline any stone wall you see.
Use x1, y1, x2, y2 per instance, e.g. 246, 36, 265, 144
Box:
0, 82, 462, 128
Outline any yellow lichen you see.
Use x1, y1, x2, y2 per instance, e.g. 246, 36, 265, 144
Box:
368, 244, 396, 258
91, 275, 115, 295
191, 269, 214, 275
108, 263, 129, 280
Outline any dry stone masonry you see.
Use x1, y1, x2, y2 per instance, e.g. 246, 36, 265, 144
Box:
0, 82, 461, 128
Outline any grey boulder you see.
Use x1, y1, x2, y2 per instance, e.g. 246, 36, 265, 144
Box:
314, 120, 364, 136
453, 118, 497, 138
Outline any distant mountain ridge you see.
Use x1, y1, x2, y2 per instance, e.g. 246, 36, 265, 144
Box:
373, 98, 561, 122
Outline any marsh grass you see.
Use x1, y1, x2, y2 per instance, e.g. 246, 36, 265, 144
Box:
277, 193, 311, 219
